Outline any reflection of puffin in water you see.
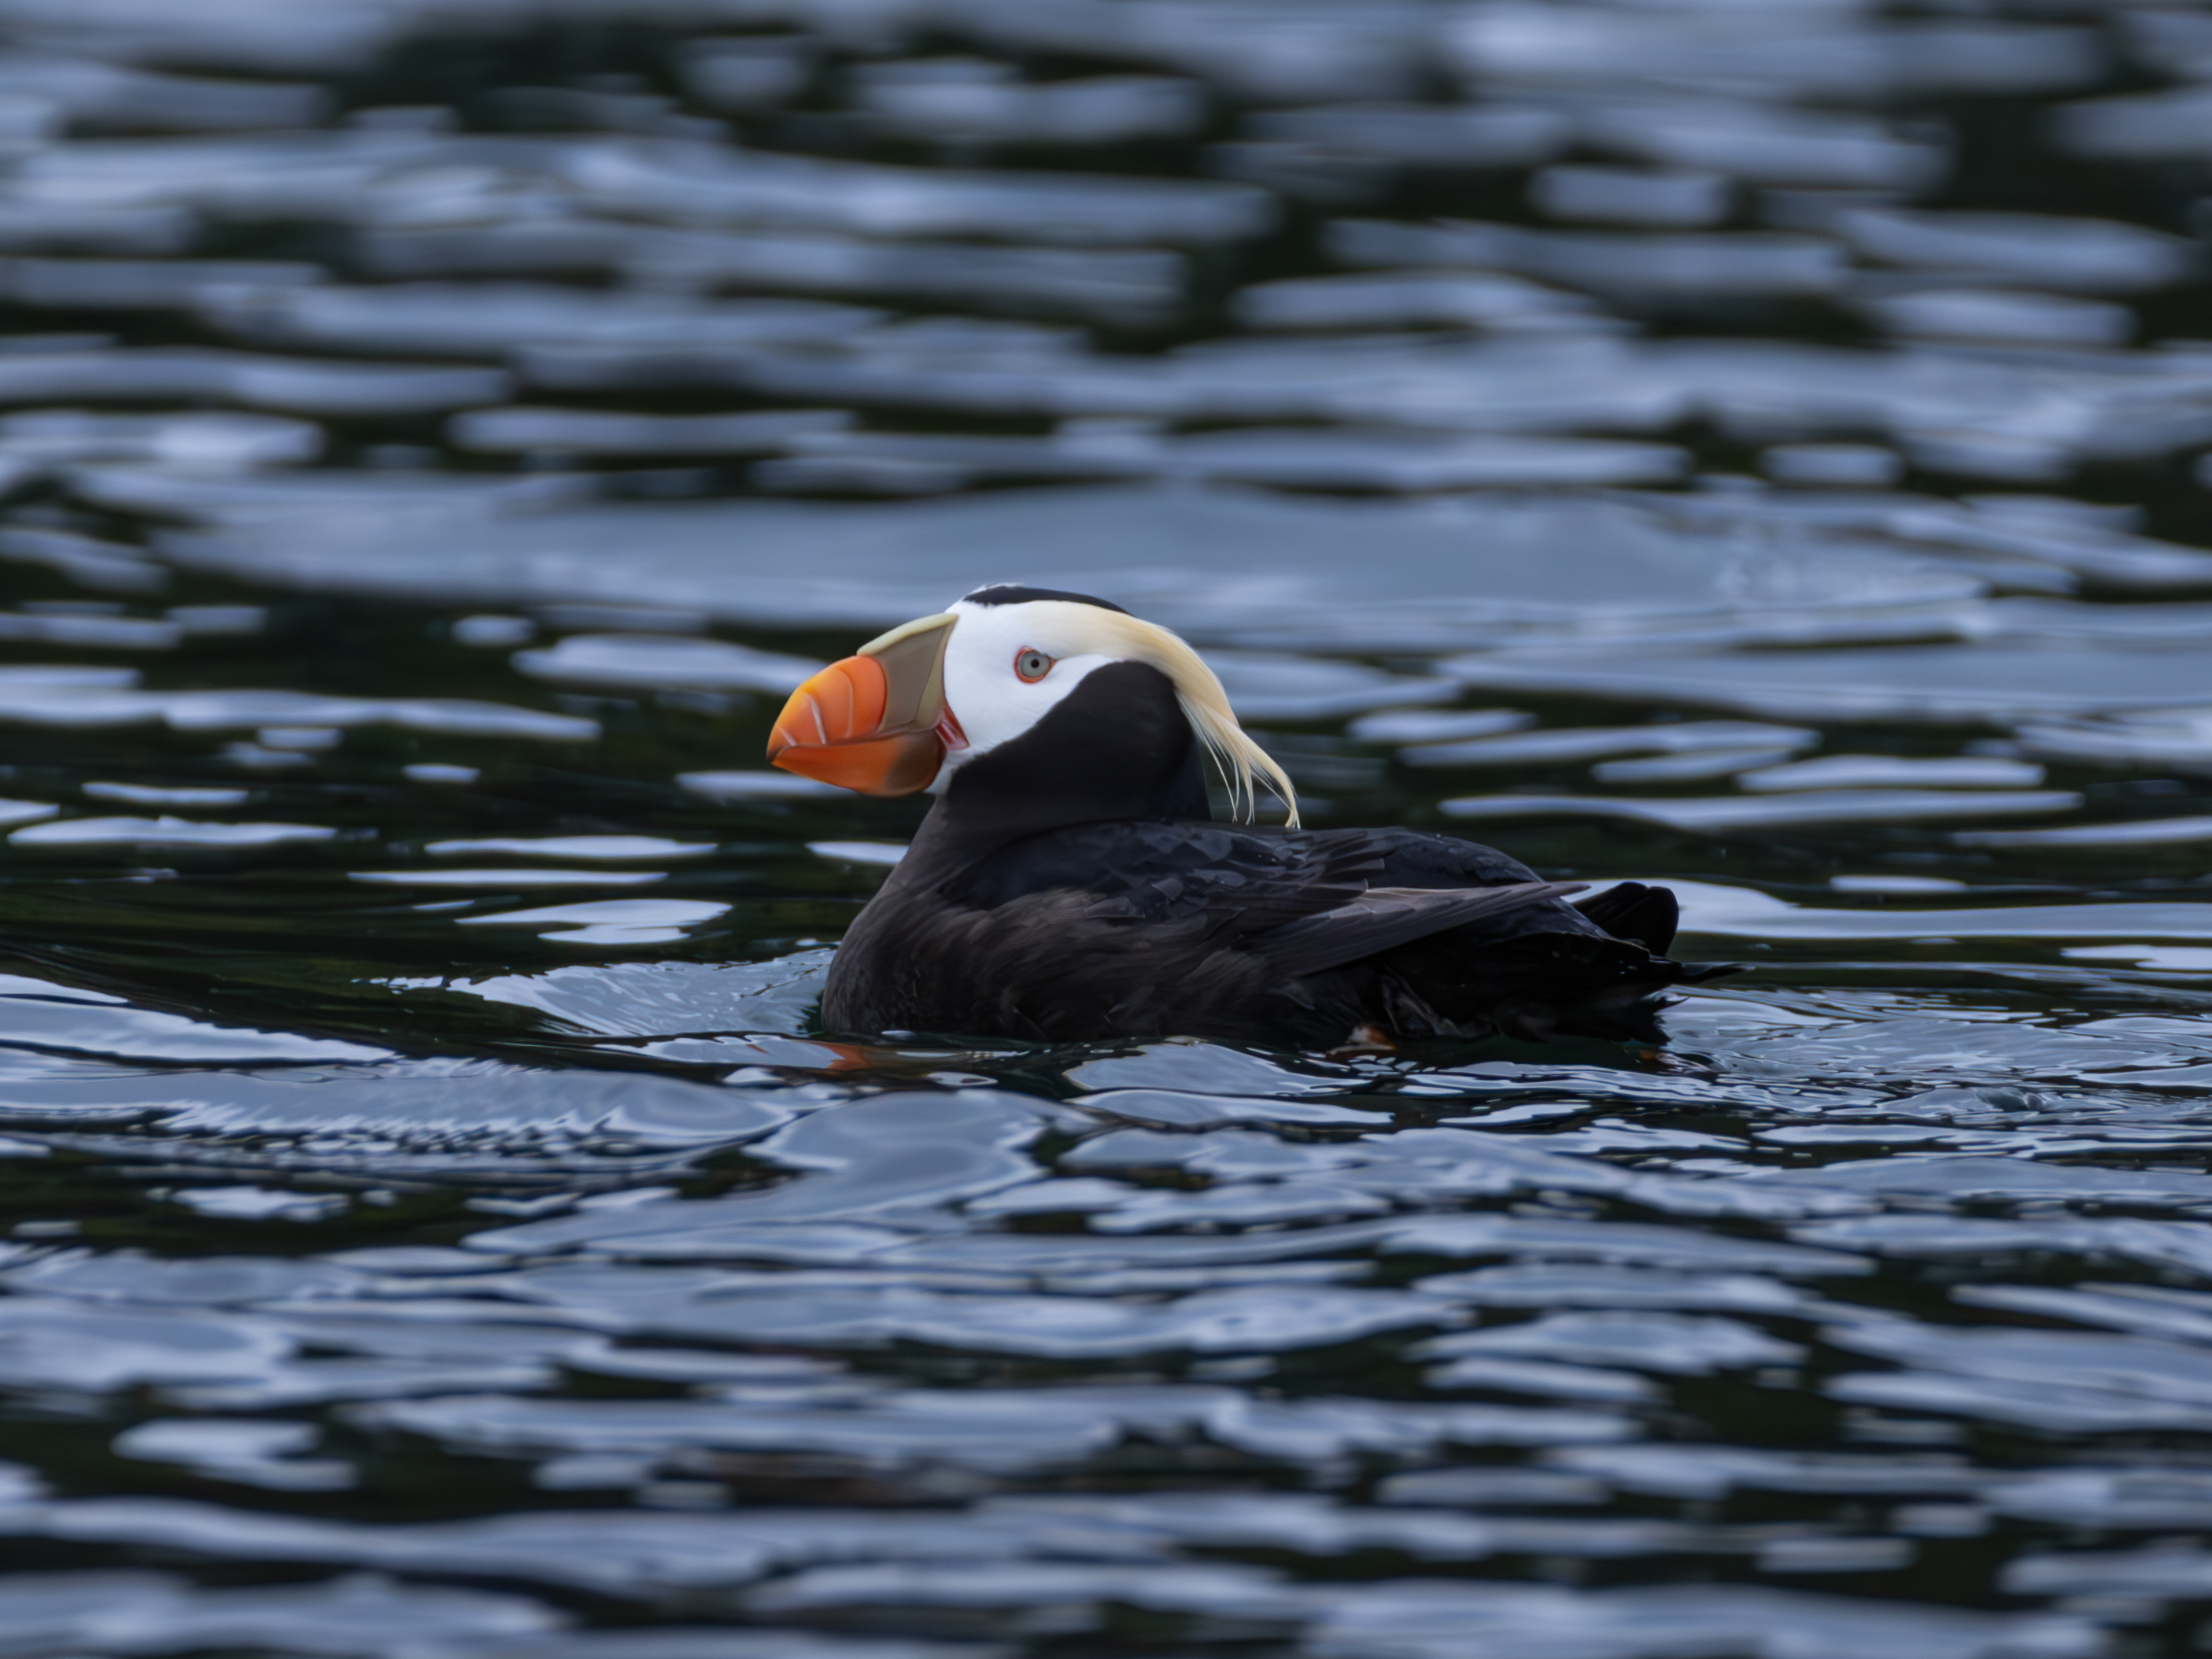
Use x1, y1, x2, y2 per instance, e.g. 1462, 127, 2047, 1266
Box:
769, 585, 1726, 1047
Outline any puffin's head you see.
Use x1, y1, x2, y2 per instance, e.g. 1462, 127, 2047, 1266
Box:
767, 584, 1297, 826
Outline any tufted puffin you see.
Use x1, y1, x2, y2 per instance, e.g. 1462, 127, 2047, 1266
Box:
767, 585, 1726, 1048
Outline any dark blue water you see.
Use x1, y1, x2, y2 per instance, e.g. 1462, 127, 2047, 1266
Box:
1, 4, 2211, 1654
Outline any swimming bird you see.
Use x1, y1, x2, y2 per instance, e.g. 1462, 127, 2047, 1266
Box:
768, 585, 1726, 1048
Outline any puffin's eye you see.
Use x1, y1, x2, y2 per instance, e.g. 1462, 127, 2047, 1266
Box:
1014, 648, 1054, 683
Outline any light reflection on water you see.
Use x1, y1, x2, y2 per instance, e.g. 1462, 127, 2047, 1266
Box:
0, 3, 2207, 1656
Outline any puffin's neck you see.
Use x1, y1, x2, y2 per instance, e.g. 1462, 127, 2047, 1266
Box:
903, 660, 1210, 874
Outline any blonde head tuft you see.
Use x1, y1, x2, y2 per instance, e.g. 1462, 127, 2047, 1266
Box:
1080, 611, 1300, 829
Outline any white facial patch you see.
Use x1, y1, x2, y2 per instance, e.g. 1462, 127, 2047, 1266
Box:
934, 598, 1127, 778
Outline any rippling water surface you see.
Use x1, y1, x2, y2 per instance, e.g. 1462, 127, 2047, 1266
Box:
6, 2, 2212, 1654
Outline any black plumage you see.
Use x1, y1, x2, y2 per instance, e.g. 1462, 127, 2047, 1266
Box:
821, 654, 1727, 1048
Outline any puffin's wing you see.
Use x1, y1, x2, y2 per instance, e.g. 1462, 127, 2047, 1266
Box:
962, 821, 1391, 934
1251, 880, 1588, 980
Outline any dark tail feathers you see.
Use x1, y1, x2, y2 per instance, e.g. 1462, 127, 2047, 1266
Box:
1573, 881, 1679, 955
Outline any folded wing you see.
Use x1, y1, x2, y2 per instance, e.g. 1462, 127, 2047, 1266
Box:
1251, 880, 1589, 979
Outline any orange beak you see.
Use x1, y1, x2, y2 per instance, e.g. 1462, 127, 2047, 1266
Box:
767, 612, 959, 796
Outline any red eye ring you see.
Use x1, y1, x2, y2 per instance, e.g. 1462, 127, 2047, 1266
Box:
1014, 648, 1054, 683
